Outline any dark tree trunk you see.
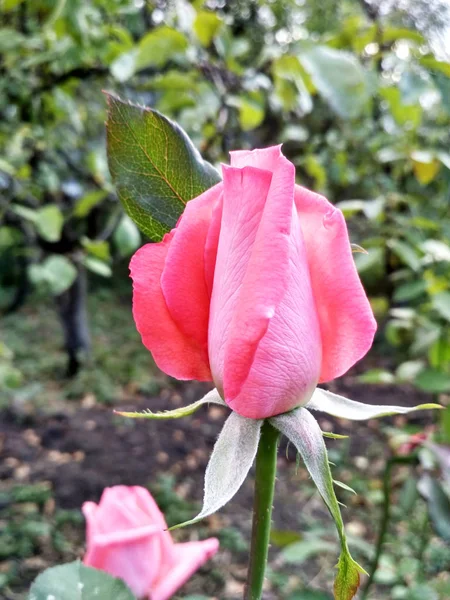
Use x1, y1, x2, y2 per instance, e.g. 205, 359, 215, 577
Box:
55, 264, 90, 377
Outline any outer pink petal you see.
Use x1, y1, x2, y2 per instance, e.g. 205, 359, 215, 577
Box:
161, 184, 223, 365
294, 185, 377, 382
94, 487, 152, 532
130, 233, 211, 381
208, 166, 273, 395
204, 193, 223, 298
150, 538, 219, 600
227, 205, 322, 418
82, 501, 98, 544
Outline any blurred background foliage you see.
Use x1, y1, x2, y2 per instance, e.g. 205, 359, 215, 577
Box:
1, 1, 450, 597
1, 0, 450, 395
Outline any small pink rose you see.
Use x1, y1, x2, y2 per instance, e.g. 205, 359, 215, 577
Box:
131, 146, 376, 419
82, 486, 218, 600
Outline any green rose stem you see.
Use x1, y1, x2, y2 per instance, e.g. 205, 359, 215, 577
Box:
244, 420, 280, 600
361, 455, 415, 600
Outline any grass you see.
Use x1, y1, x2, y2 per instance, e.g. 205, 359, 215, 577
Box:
2, 284, 166, 408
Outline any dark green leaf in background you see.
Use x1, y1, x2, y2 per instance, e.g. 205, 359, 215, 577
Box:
419, 475, 450, 543
113, 215, 141, 257
28, 255, 77, 296
11, 204, 64, 242
416, 370, 450, 394
106, 94, 221, 241
281, 539, 337, 564
28, 560, 136, 600
432, 292, 450, 323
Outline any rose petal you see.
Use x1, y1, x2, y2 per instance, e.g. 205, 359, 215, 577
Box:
130, 233, 211, 381
83, 487, 170, 597
213, 151, 322, 418
230, 145, 283, 170
295, 185, 377, 382
161, 184, 222, 365
227, 203, 321, 418
208, 165, 273, 395
204, 193, 223, 298
150, 538, 219, 600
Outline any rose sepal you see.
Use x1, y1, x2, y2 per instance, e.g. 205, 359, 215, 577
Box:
115, 388, 226, 420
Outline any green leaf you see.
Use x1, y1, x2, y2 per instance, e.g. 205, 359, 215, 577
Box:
0, 225, 22, 249
113, 215, 141, 257
28, 560, 136, 600
136, 26, 188, 70
110, 50, 138, 82
270, 529, 302, 548
304, 154, 327, 190
81, 238, 111, 262
420, 56, 450, 77
194, 10, 223, 47
393, 280, 427, 302
334, 552, 363, 600
36, 206, 64, 242
282, 538, 337, 564
389, 240, 421, 272
12, 204, 64, 242
299, 45, 369, 119
73, 190, 108, 218
271, 408, 366, 600
106, 94, 221, 240
411, 150, 441, 185
0, 157, 15, 174
416, 370, 450, 394
272, 55, 313, 114
432, 71, 450, 113
432, 292, 450, 322
28, 255, 77, 296
111, 27, 188, 81
115, 388, 225, 420
2, 0, 25, 12
380, 87, 422, 128
0, 27, 26, 52
357, 368, 395, 384
228, 92, 266, 131
83, 256, 112, 278
395, 360, 425, 382
382, 27, 424, 44
354, 246, 384, 278
419, 474, 450, 542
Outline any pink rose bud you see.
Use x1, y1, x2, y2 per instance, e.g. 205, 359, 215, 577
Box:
398, 432, 428, 455
130, 146, 376, 419
82, 486, 219, 600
